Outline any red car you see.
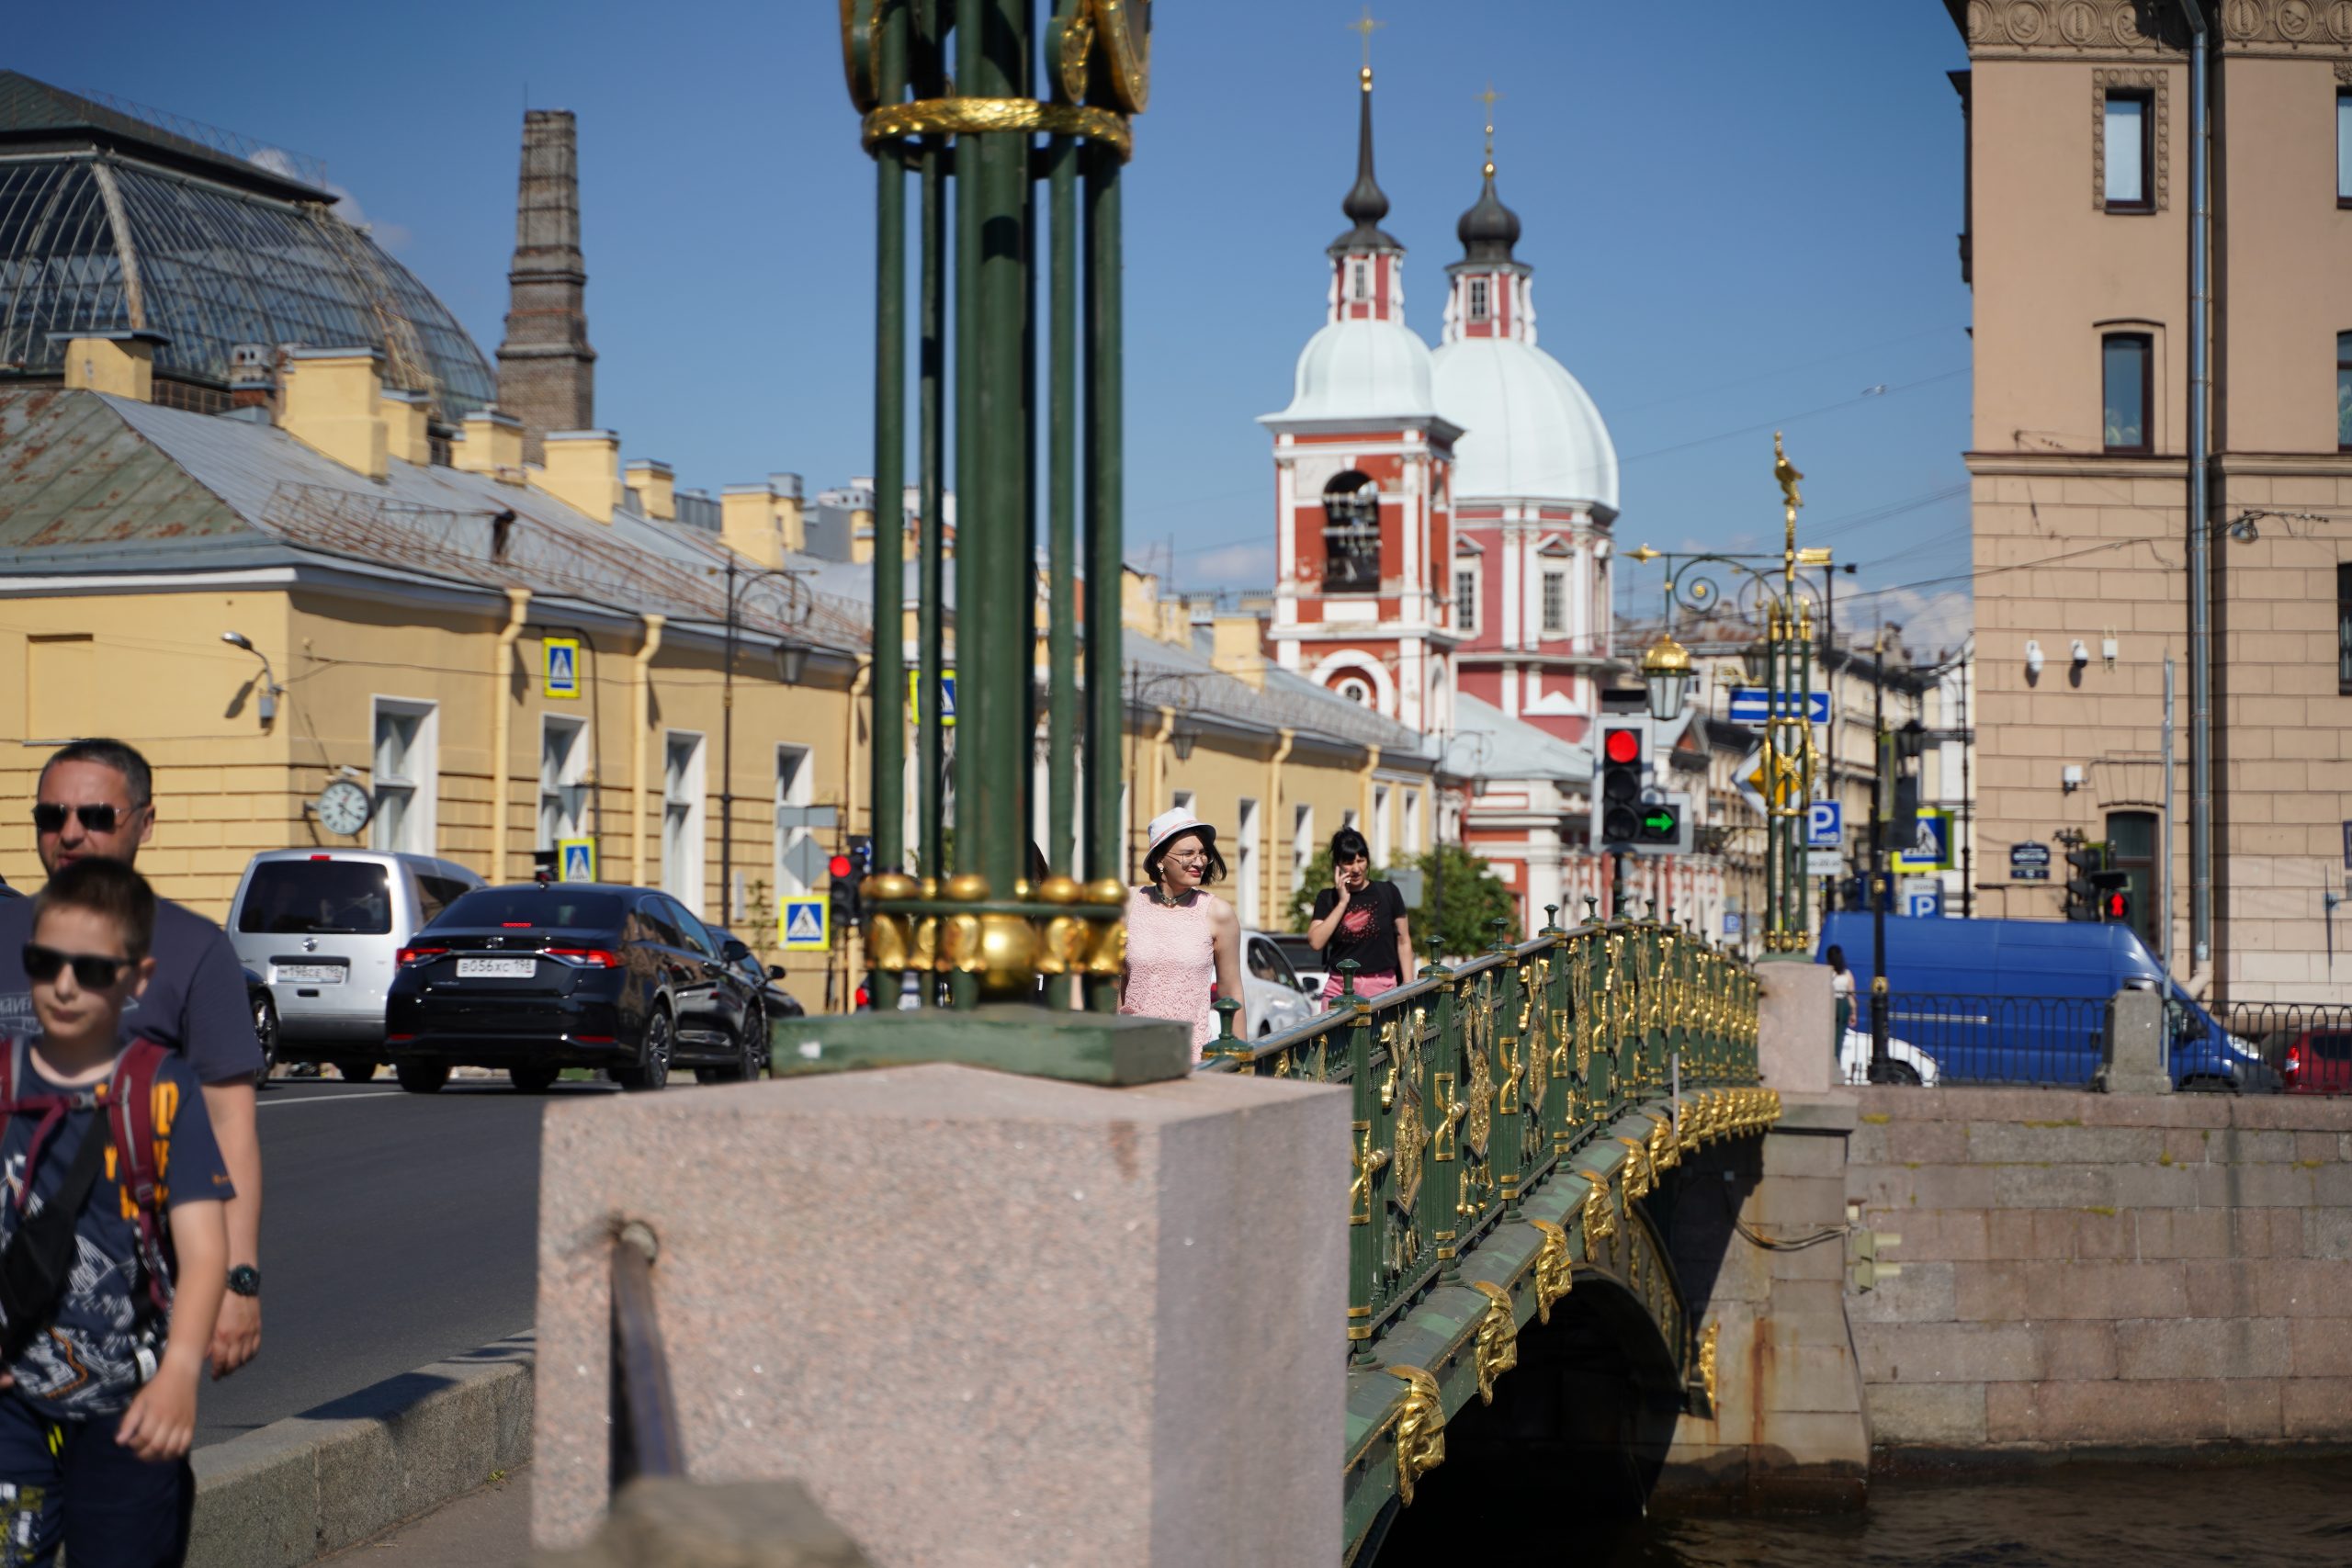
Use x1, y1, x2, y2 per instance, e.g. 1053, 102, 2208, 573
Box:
2280, 1030, 2352, 1095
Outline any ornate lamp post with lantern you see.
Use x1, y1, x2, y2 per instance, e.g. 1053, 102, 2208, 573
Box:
1625, 434, 1836, 955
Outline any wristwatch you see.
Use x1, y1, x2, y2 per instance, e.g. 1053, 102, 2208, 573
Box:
226, 1265, 262, 1298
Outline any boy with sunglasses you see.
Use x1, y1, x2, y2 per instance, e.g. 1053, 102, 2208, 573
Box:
0, 858, 230, 1566
0, 741, 261, 1378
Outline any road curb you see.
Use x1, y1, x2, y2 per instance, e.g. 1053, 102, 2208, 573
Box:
189, 1333, 535, 1568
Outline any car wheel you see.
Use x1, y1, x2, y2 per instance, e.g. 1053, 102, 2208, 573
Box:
616, 1007, 673, 1092
696, 1006, 766, 1085
251, 994, 279, 1083
394, 1060, 449, 1095
334, 1059, 378, 1084
1883, 1061, 1922, 1087
508, 1064, 560, 1094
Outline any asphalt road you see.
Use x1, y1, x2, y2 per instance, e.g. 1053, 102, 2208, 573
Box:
197, 1075, 611, 1449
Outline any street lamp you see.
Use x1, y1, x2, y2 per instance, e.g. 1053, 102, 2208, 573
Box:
718, 557, 809, 924
220, 631, 283, 725
1639, 632, 1693, 725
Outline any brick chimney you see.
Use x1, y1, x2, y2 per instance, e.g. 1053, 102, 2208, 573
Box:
495, 109, 595, 467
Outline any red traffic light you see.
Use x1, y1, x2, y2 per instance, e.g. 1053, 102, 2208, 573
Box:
2104, 892, 2128, 919
1603, 728, 1642, 765
828, 853, 854, 880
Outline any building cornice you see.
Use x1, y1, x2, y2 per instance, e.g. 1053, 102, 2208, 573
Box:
1962, 450, 2188, 477
1959, 0, 2352, 62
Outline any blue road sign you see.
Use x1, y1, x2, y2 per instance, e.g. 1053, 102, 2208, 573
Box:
1724, 911, 1745, 937
1807, 801, 1843, 848
1727, 687, 1831, 725
543, 637, 581, 699
781, 898, 830, 953
556, 837, 596, 882
1905, 887, 1944, 919
1890, 810, 1953, 873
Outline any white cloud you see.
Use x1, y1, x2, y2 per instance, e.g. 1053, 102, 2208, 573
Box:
250, 148, 413, 251
1181, 541, 1274, 589
1870, 588, 1973, 660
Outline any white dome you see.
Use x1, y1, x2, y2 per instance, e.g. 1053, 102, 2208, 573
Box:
1267, 318, 1438, 423
1432, 336, 1619, 516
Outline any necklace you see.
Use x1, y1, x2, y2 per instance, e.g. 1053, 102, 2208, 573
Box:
1147, 884, 1196, 908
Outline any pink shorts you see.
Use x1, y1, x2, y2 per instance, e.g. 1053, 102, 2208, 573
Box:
1320, 971, 1399, 1006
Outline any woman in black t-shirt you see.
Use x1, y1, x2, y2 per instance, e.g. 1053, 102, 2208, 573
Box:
1306, 827, 1417, 1005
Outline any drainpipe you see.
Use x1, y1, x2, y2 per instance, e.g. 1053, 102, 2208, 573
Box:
632, 615, 666, 884
489, 590, 530, 885
2181, 0, 2213, 978
1149, 705, 1176, 823
1267, 728, 1295, 920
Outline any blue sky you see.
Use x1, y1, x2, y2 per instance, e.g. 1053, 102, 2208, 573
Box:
18, 1, 1976, 651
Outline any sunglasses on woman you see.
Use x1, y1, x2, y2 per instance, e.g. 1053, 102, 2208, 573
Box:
31, 803, 126, 834
21, 943, 135, 989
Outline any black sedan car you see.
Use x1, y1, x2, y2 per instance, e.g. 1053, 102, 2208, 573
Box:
384, 883, 768, 1094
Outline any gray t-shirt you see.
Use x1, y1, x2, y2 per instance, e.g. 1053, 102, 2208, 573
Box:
0, 895, 263, 1085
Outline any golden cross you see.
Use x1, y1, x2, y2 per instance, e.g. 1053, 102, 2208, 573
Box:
1350, 6, 1385, 70
1477, 83, 1502, 165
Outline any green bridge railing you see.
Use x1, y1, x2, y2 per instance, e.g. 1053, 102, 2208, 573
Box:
1202, 904, 1781, 1559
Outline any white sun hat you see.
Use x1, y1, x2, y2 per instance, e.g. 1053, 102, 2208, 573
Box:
1144, 807, 1218, 860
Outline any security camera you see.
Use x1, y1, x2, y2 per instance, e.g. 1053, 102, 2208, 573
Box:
2024, 640, 2044, 678
2070, 639, 2089, 667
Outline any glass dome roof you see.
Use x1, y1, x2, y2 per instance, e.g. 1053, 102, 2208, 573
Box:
0, 83, 493, 418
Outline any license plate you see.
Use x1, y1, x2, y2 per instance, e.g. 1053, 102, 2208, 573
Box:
275, 964, 344, 984
456, 958, 537, 978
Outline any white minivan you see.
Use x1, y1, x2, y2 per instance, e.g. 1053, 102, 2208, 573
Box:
227, 850, 483, 1080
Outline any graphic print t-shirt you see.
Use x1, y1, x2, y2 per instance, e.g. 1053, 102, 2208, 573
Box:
0, 1046, 230, 1417
1311, 880, 1408, 979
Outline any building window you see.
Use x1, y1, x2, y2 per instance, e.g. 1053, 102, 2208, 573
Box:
2103, 91, 2152, 211
1454, 567, 1478, 633
662, 732, 706, 913
1293, 805, 1315, 892
1373, 784, 1392, 864
1236, 797, 1261, 927
2102, 333, 2152, 453
775, 745, 820, 897
1467, 276, 1490, 322
1321, 470, 1380, 592
1335, 677, 1372, 706
537, 716, 588, 852
370, 699, 435, 854
1541, 569, 1566, 637
1351, 259, 1369, 301
2338, 333, 2352, 451
2339, 91, 2351, 206
1171, 789, 1194, 817
2339, 563, 2352, 694
2105, 809, 2158, 953
1402, 790, 1422, 854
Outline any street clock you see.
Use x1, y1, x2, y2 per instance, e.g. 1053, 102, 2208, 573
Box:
313, 779, 373, 838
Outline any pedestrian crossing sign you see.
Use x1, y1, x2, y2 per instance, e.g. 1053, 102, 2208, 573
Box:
906, 669, 957, 728
544, 637, 581, 699
780, 897, 829, 952
556, 837, 597, 882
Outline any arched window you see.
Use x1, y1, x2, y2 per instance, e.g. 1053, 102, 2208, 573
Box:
1321, 471, 1381, 592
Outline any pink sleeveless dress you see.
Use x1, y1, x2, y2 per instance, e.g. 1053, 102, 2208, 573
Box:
1120, 886, 1217, 1059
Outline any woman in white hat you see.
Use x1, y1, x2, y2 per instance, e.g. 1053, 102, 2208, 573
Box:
1120, 807, 1243, 1060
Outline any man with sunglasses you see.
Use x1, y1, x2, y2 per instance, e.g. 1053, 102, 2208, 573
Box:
0, 739, 264, 1380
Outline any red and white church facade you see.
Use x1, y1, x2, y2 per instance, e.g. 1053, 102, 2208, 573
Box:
1259, 66, 1724, 933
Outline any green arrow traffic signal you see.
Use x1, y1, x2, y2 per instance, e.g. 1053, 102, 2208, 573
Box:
1641, 808, 1676, 836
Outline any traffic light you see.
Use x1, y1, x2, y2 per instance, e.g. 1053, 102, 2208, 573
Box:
828, 851, 857, 935
2064, 841, 2109, 921
1594, 722, 1645, 852
2091, 869, 2131, 923
846, 834, 874, 880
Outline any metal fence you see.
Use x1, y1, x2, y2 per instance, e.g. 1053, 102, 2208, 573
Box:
2223, 1004, 2352, 1095
1866, 992, 2115, 1089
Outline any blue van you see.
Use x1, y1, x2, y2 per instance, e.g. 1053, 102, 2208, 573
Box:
1815, 914, 2277, 1092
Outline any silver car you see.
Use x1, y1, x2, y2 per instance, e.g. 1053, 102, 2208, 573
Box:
228, 850, 484, 1079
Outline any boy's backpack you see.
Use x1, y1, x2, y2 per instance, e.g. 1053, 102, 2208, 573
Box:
0, 1038, 175, 1322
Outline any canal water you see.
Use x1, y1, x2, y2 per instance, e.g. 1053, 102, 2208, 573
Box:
1589, 1457, 2352, 1567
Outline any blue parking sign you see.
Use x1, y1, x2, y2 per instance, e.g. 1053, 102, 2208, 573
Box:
1807, 801, 1842, 848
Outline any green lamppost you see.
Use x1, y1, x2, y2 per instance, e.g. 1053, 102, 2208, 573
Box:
798, 0, 1182, 1079
1627, 434, 1834, 956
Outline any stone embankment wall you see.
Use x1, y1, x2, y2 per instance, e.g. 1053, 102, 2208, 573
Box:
1846, 1086, 2352, 1455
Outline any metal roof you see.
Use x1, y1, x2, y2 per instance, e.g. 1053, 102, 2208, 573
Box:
0, 389, 870, 654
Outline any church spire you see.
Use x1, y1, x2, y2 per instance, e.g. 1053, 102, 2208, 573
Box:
1334, 65, 1397, 250
1442, 87, 1534, 346
1456, 87, 1521, 263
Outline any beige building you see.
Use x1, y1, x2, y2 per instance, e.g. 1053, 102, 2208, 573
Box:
1947, 0, 2352, 1001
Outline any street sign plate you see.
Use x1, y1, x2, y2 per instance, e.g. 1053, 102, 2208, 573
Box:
1724, 911, 1745, 936
1727, 688, 1831, 725
1807, 801, 1842, 848
781, 898, 830, 953
1735, 747, 1767, 815
2009, 842, 2052, 882
543, 637, 581, 700
557, 837, 596, 883
1890, 809, 1953, 872
1899, 876, 1943, 919
1806, 849, 1843, 878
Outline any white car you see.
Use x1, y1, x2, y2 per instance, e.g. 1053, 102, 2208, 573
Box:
1838, 1029, 1940, 1087
1241, 930, 1317, 1039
